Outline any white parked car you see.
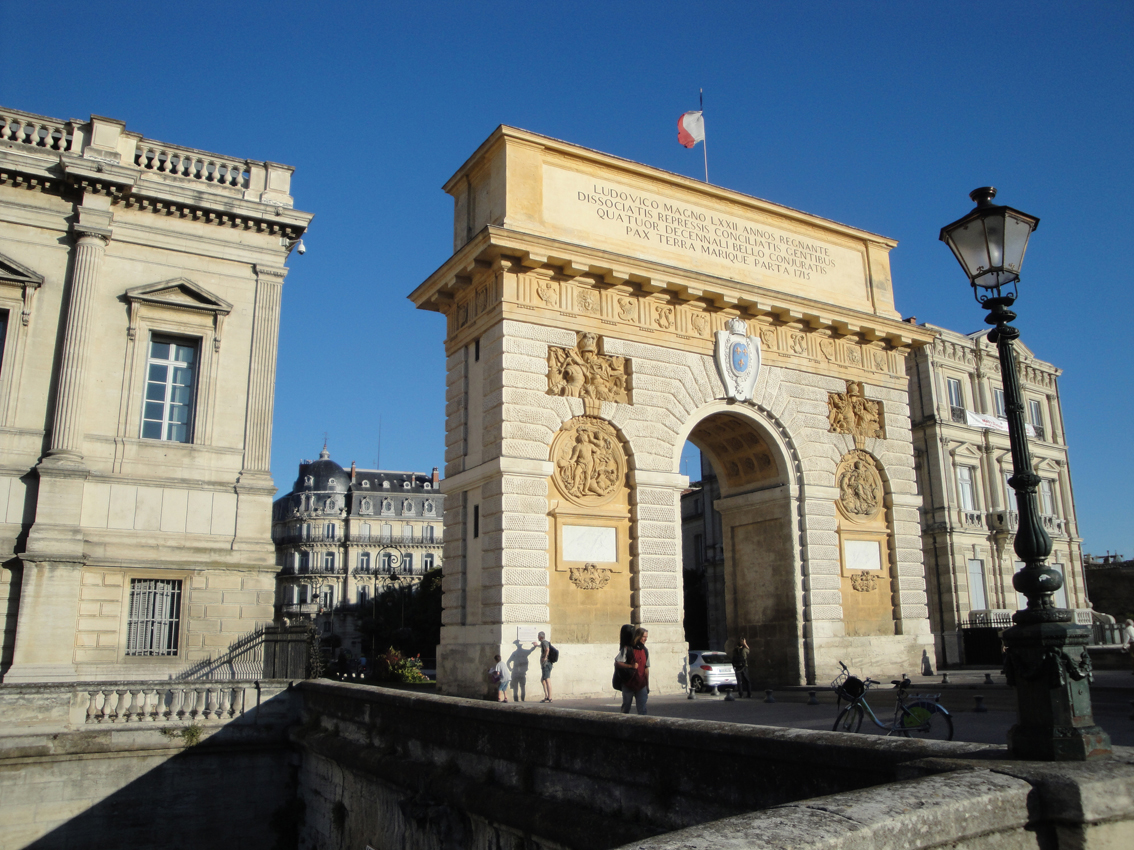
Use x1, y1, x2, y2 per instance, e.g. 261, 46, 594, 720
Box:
688, 650, 737, 693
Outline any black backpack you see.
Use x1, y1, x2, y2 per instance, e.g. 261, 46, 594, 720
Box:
546, 643, 559, 663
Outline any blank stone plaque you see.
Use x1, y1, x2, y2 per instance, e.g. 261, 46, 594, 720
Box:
844, 539, 882, 571
563, 525, 617, 563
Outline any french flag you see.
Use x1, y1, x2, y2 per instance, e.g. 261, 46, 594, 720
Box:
677, 111, 705, 148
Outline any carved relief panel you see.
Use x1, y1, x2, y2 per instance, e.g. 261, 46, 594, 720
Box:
547, 332, 631, 406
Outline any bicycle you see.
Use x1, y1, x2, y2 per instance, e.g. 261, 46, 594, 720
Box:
831, 661, 953, 741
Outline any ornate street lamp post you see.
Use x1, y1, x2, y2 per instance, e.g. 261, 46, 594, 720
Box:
940, 188, 1110, 760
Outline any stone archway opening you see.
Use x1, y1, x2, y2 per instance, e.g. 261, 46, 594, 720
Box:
681, 410, 802, 684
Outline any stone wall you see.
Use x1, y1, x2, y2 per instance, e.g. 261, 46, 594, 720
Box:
0, 680, 298, 849
293, 680, 997, 849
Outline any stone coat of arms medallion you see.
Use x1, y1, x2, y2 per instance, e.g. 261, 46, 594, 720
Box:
550, 416, 626, 507
835, 449, 884, 523
714, 316, 761, 402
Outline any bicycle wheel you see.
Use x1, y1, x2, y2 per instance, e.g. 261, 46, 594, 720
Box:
833, 704, 864, 733
899, 701, 953, 741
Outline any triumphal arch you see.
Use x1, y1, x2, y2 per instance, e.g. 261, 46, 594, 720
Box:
410, 127, 936, 697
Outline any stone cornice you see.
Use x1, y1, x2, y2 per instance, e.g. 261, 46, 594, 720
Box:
411, 227, 933, 351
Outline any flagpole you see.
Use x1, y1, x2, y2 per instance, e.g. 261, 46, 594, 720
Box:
700, 88, 709, 184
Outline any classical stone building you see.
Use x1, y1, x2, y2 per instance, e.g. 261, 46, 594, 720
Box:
272, 448, 444, 658
0, 106, 311, 682
410, 127, 937, 697
907, 323, 1089, 667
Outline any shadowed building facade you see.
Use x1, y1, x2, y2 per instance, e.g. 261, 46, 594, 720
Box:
272, 448, 444, 658
0, 106, 311, 682
907, 323, 1091, 667
410, 127, 937, 697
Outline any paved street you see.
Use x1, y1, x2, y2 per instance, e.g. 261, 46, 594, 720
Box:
524, 667, 1134, 748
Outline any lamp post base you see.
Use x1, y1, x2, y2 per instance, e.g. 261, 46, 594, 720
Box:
1003, 620, 1112, 761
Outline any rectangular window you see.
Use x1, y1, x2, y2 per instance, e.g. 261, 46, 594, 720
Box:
284, 585, 297, 605
0, 309, 8, 376
358, 586, 369, 604
1051, 563, 1069, 608
1004, 472, 1016, 510
423, 553, 435, 571
993, 388, 1006, 418
324, 552, 335, 572
947, 377, 964, 409
300, 552, 310, 573
300, 584, 311, 604
1040, 479, 1056, 516
1028, 399, 1044, 439
141, 336, 198, 443
403, 553, 414, 574
425, 525, 435, 543
320, 586, 334, 608
381, 551, 396, 573
473, 505, 479, 538
326, 523, 336, 540
360, 522, 371, 539
359, 551, 371, 572
125, 578, 182, 656
956, 466, 976, 511
474, 338, 480, 362
967, 559, 988, 610
693, 533, 704, 567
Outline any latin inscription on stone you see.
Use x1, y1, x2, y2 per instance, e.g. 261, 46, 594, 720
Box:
542, 166, 870, 311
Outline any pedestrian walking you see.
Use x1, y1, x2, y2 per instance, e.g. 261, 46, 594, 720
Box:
535, 631, 553, 702
732, 638, 752, 698
489, 654, 510, 702
615, 627, 650, 715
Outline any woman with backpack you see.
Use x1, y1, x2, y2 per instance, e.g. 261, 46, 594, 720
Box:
615, 627, 650, 715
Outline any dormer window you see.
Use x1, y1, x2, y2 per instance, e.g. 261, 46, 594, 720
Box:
361, 480, 370, 488
304, 475, 314, 487
403, 481, 411, 490
382, 481, 390, 489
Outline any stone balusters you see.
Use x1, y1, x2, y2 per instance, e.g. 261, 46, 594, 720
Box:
80, 684, 252, 725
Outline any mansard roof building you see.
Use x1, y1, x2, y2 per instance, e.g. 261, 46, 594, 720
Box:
908, 323, 1089, 668
272, 448, 444, 658
0, 106, 310, 682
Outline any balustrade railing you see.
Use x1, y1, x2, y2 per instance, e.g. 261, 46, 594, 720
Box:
82, 683, 254, 724
960, 510, 985, 529
0, 110, 76, 152
133, 143, 249, 189
274, 529, 436, 546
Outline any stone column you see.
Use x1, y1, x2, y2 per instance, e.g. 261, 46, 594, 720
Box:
47, 228, 111, 462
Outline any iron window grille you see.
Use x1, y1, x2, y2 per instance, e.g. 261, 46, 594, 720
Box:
125, 578, 182, 656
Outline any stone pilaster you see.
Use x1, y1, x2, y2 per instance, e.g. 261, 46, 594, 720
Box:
243, 264, 287, 475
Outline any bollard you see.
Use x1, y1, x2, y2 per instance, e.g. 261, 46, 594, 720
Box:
984, 673, 994, 685
687, 686, 695, 700
941, 673, 950, 685
807, 690, 819, 705
724, 690, 735, 701
764, 689, 776, 704
974, 695, 987, 713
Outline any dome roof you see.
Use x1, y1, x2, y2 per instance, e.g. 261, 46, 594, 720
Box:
293, 445, 348, 492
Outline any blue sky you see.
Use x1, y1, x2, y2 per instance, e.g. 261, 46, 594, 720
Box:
3, 1, 1131, 558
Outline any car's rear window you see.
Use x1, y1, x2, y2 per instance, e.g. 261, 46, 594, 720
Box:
701, 653, 730, 665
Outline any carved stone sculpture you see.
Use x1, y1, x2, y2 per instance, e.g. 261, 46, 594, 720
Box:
569, 563, 612, 590
828, 380, 885, 440
835, 449, 883, 522
547, 333, 630, 405
850, 571, 878, 592
551, 416, 626, 506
